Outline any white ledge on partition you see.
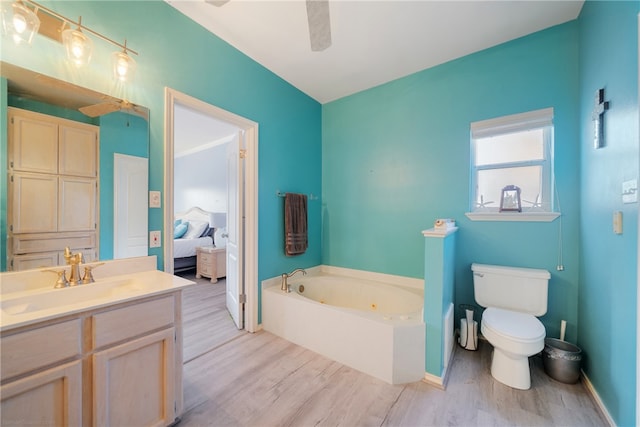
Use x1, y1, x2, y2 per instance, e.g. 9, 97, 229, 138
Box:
465, 212, 560, 222
422, 227, 458, 237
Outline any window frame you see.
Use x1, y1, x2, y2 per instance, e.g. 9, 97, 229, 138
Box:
466, 108, 560, 222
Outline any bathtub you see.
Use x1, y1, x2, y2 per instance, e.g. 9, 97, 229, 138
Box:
262, 267, 425, 384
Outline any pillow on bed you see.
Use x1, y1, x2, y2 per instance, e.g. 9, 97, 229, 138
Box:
174, 218, 182, 228
174, 222, 188, 239
200, 226, 212, 238
183, 220, 209, 239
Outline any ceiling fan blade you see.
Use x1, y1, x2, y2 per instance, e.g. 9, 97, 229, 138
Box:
306, 0, 332, 52
122, 101, 150, 121
79, 102, 121, 118
205, 0, 230, 7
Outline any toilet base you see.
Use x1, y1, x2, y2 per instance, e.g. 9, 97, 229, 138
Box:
490, 347, 532, 390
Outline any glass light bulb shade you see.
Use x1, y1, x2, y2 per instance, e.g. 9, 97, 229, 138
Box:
112, 50, 137, 82
62, 27, 93, 67
1, 2, 40, 45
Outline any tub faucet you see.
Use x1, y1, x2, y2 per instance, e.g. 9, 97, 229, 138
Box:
281, 268, 307, 292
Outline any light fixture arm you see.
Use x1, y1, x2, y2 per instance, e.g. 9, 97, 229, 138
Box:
20, 0, 138, 55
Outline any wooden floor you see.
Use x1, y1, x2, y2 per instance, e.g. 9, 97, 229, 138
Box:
179, 276, 608, 427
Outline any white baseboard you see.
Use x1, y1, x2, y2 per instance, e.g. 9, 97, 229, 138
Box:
422, 371, 445, 390
581, 370, 616, 427
422, 342, 457, 390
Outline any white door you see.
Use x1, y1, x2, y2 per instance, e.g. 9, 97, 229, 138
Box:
114, 154, 149, 258
226, 132, 244, 329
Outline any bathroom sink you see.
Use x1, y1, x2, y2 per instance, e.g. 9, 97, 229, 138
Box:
0, 266, 194, 331
0, 278, 146, 316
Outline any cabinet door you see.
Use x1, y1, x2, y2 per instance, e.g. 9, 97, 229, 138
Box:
9, 110, 58, 174
59, 176, 97, 232
1, 360, 82, 427
93, 328, 175, 427
10, 172, 58, 233
59, 123, 98, 177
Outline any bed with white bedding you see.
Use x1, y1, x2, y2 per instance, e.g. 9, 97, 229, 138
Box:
173, 206, 225, 273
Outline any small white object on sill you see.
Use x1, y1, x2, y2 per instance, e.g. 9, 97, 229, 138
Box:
434, 218, 456, 231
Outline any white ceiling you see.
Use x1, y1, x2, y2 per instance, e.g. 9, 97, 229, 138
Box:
167, 0, 584, 104
174, 103, 239, 156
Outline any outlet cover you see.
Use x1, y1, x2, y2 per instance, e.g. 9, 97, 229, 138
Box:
149, 191, 161, 208
150, 230, 161, 248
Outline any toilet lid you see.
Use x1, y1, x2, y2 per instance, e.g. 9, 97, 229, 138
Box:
483, 307, 545, 341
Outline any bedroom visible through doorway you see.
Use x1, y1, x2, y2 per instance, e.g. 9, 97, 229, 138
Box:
164, 88, 259, 332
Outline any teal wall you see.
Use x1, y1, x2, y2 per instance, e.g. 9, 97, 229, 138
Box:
1, 1, 323, 315
578, 2, 639, 426
98, 111, 149, 260
2, 0, 638, 422
323, 22, 582, 344
423, 231, 456, 376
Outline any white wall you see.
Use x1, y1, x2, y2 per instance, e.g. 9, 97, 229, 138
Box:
174, 143, 228, 213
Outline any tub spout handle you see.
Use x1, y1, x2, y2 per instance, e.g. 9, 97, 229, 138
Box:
281, 268, 307, 292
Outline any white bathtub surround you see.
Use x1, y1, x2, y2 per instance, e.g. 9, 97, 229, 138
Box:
262, 266, 425, 385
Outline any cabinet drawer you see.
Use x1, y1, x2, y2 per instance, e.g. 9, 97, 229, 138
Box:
92, 296, 175, 349
1, 319, 82, 380
201, 262, 213, 275
200, 252, 213, 264
13, 231, 97, 254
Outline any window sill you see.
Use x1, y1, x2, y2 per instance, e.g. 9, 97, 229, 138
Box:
465, 212, 561, 222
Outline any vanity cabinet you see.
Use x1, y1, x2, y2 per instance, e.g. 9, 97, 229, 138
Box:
0, 319, 83, 426
1, 360, 83, 426
7, 107, 99, 271
91, 296, 177, 426
0, 293, 183, 427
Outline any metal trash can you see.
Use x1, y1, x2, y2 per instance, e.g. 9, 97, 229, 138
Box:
542, 338, 582, 384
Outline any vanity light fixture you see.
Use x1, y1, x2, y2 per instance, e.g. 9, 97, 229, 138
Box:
62, 17, 93, 67
1, 0, 40, 45
1, 0, 138, 81
112, 40, 137, 82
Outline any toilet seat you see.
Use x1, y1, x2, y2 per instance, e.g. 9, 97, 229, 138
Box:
482, 307, 545, 343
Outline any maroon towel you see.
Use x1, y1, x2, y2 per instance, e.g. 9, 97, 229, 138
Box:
285, 193, 308, 256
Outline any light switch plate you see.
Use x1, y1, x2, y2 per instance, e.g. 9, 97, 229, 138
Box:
150, 230, 161, 248
622, 179, 637, 204
149, 191, 161, 208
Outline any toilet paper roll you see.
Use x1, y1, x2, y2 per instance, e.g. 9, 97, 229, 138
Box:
459, 319, 478, 351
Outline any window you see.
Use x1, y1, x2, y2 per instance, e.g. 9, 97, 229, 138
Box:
469, 108, 555, 216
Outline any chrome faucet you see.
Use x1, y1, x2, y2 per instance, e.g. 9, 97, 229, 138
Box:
64, 247, 83, 286
281, 268, 307, 292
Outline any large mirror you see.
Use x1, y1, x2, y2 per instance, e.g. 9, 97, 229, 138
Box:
1, 62, 150, 271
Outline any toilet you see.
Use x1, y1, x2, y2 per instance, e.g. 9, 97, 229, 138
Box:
471, 263, 550, 390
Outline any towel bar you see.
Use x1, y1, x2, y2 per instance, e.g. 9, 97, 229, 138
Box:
276, 191, 318, 200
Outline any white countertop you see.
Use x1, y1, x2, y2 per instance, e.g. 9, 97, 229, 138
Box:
0, 257, 195, 332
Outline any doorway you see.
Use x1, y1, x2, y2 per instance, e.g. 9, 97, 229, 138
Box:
163, 88, 259, 333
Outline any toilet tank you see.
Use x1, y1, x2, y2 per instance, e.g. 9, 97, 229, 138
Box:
472, 263, 550, 316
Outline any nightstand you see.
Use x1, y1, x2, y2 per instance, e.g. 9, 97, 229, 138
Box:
195, 246, 226, 283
